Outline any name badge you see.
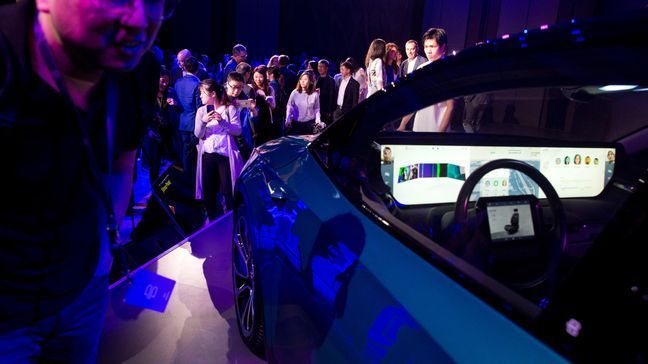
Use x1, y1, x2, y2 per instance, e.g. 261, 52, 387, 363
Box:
124, 269, 176, 313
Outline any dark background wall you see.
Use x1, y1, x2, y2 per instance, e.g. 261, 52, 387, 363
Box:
278, 0, 425, 66
158, 0, 643, 65
3, 0, 643, 64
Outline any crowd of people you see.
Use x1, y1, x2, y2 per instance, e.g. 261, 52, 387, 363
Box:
0, 0, 472, 360
146, 27, 457, 223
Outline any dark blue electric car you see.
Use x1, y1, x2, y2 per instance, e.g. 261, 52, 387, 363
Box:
232, 11, 648, 363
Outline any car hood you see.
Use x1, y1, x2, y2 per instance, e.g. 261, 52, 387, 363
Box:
254, 135, 317, 169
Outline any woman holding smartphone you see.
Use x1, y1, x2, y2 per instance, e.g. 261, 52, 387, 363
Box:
195, 79, 244, 220
285, 71, 325, 135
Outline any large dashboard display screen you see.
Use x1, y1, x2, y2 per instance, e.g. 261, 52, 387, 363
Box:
380, 144, 616, 205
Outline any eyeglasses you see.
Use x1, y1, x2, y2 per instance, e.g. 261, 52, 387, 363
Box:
227, 82, 244, 91
98, 0, 178, 21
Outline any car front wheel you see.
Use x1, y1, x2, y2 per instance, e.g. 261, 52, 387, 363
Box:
232, 204, 265, 358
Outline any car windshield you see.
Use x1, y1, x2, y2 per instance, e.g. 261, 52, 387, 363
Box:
382, 85, 647, 142
373, 85, 646, 206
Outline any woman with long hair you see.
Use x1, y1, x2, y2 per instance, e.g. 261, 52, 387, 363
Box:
285, 71, 325, 135
384, 42, 400, 84
346, 57, 368, 102
194, 79, 244, 220
365, 38, 387, 98
251, 65, 278, 145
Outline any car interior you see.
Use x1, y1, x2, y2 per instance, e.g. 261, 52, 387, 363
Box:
366, 85, 644, 289
354, 85, 648, 359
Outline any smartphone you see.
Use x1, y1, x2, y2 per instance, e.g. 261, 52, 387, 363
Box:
238, 99, 253, 108
206, 104, 214, 113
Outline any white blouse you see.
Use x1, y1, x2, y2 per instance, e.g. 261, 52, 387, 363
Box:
367, 58, 386, 98
354, 68, 368, 102
194, 104, 241, 156
286, 90, 321, 124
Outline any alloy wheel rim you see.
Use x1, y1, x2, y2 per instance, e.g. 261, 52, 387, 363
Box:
234, 215, 255, 338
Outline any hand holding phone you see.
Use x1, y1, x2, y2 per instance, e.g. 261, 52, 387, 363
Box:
207, 105, 223, 121
238, 99, 256, 109
203, 104, 216, 124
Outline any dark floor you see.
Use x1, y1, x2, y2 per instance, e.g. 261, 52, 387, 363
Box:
98, 157, 264, 364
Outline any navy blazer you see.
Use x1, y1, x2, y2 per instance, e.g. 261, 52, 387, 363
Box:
398, 55, 427, 79
175, 74, 201, 132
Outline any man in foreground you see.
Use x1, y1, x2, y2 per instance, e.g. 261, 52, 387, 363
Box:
0, 0, 168, 361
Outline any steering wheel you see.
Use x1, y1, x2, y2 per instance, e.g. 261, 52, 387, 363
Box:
453, 159, 567, 289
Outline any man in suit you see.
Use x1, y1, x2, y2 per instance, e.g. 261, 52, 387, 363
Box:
171, 49, 208, 86
398, 40, 427, 79
315, 59, 336, 125
278, 54, 298, 95
333, 60, 360, 121
175, 56, 202, 178
220, 44, 247, 84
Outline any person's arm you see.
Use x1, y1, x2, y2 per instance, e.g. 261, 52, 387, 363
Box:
285, 90, 295, 126
350, 81, 359, 108
266, 87, 276, 109
375, 59, 385, 90
224, 105, 242, 136
327, 79, 336, 111
110, 150, 137, 225
166, 88, 179, 110
195, 106, 207, 138
193, 84, 202, 111
171, 85, 185, 112
397, 113, 413, 131
437, 99, 455, 132
313, 92, 322, 125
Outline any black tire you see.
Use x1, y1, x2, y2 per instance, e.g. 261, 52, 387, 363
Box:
232, 204, 266, 358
